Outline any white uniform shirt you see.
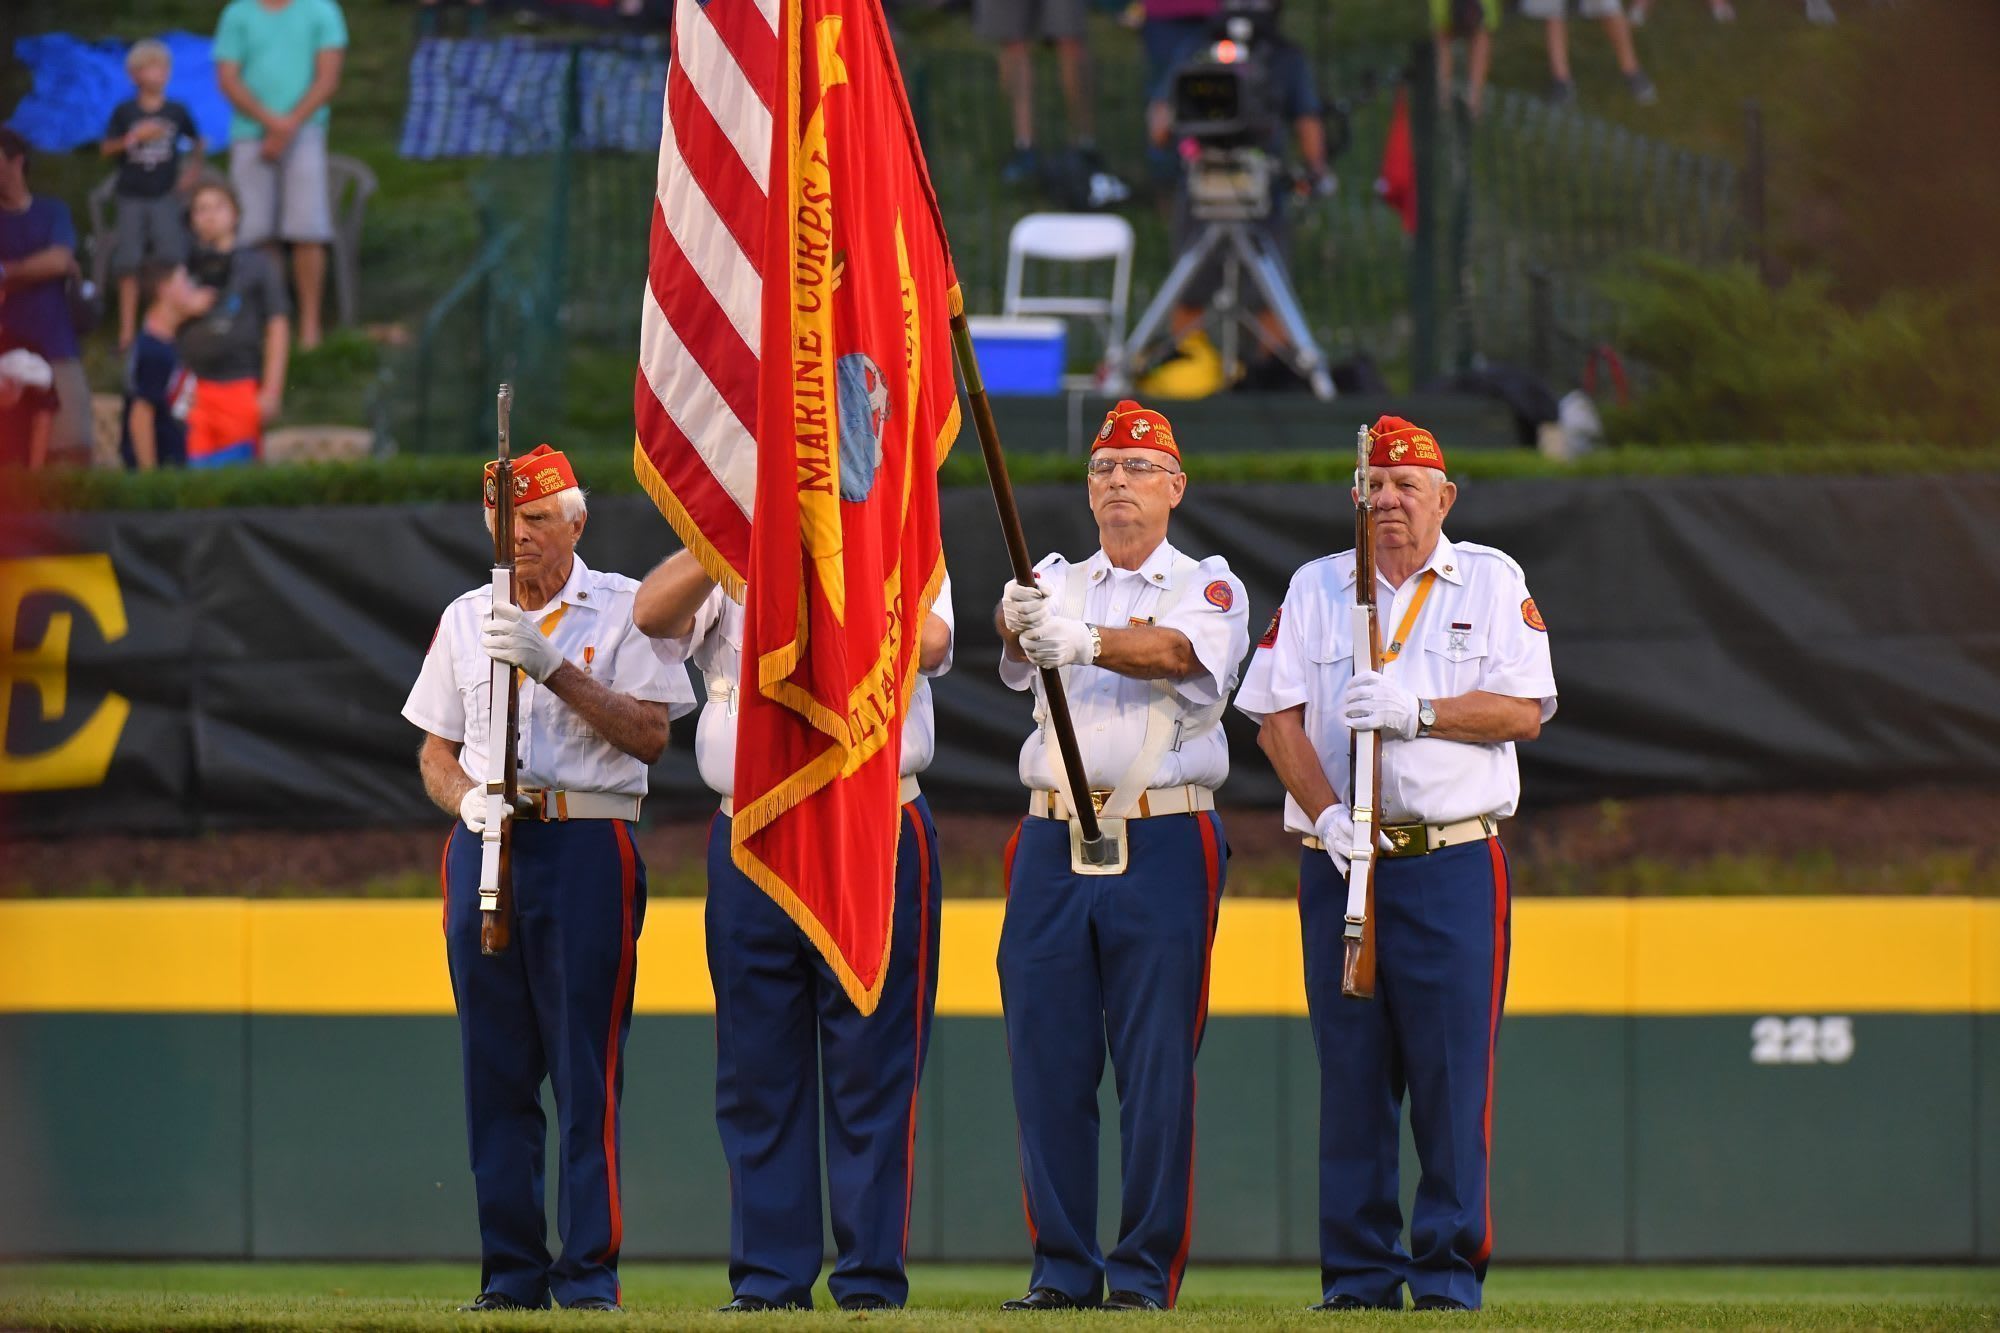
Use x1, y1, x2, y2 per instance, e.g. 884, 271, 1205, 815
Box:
403, 554, 697, 797
680, 576, 956, 798
1234, 534, 1557, 833
1001, 541, 1250, 791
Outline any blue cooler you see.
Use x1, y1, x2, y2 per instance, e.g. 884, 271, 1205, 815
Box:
966, 315, 1068, 395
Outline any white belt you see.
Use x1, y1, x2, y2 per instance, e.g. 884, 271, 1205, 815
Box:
1030, 785, 1215, 821
1303, 813, 1497, 856
517, 789, 641, 823
720, 774, 921, 816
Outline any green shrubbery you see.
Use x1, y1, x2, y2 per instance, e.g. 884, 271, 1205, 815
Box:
1601, 257, 2000, 447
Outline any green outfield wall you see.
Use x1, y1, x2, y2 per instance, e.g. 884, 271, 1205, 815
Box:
2, 900, 1995, 1263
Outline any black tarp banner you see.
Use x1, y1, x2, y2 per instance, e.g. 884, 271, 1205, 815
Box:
6, 476, 2000, 836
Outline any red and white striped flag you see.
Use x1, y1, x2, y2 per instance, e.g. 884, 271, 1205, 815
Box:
634, 0, 961, 1012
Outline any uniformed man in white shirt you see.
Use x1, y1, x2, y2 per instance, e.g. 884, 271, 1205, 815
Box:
992, 399, 1249, 1313
403, 445, 697, 1314
1234, 415, 1556, 1314
633, 551, 952, 1313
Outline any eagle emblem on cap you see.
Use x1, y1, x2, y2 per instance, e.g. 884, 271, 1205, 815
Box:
1130, 419, 1153, 440
1389, 440, 1409, 461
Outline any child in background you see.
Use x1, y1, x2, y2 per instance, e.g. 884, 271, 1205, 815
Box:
101, 39, 205, 352
1433, 0, 1501, 118
121, 261, 214, 470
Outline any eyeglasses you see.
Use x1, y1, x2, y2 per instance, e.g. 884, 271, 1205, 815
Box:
1086, 457, 1181, 479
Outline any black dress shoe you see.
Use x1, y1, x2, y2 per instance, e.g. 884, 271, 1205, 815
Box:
839, 1293, 896, 1311
717, 1294, 789, 1312
458, 1291, 542, 1312
1311, 1294, 1383, 1311
1102, 1290, 1165, 1311
1001, 1287, 1091, 1311
566, 1296, 623, 1312
1412, 1294, 1471, 1311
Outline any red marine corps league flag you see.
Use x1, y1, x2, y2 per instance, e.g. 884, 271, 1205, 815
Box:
635, 0, 960, 1012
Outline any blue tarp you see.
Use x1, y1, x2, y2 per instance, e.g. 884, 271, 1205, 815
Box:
6, 32, 234, 153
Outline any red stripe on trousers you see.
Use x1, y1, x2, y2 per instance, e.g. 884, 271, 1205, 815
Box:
600, 820, 639, 1284
644, 196, 761, 429
1000, 818, 1033, 1244
1473, 838, 1511, 1267
899, 801, 933, 1256
438, 829, 454, 933
665, 60, 768, 263
1168, 812, 1224, 1308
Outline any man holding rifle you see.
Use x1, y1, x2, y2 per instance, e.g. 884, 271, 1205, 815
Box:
992, 399, 1248, 1313
402, 444, 695, 1313
1235, 415, 1554, 1312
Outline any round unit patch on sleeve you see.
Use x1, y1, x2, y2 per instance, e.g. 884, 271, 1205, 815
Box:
1258, 608, 1282, 648
1204, 580, 1235, 611
1522, 597, 1546, 631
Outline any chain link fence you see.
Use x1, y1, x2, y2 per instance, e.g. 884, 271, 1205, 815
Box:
374, 34, 1746, 452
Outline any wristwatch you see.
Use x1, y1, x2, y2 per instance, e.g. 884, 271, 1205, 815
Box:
1416, 699, 1437, 738
1086, 624, 1103, 664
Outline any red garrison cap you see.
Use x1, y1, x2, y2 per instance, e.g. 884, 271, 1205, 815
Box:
1092, 399, 1181, 462
1366, 415, 1446, 470
484, 443, 579, 508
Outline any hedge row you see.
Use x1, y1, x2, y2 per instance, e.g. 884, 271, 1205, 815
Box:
13, 443, 2000, 512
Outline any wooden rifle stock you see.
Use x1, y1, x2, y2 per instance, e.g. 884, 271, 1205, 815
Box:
946, 307, 1102, 851
479, 383, 518, 956
1341, 424, 1382, 999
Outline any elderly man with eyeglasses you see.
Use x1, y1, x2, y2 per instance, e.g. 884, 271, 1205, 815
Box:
989, 399, 1249, 1313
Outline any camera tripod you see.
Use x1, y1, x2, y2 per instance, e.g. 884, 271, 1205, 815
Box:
1122, 217, 1337, 402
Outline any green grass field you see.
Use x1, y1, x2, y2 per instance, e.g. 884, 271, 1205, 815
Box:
2, 1263, 1996, 1332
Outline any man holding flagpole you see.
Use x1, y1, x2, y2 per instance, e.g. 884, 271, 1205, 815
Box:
636, 553, 953, 1312
992, 400, 1249, 1312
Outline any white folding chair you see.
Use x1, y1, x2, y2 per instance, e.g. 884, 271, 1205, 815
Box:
1002, 212, 1136, 391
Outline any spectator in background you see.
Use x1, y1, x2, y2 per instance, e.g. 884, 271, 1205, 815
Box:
1432, 0, 1499, 118
101, 39, 205, 353
1128, 0, 1222, 92
0, 128, 94, 468
975, 0, 1103, 188
120, 261, 213, 471
176, 180, 290, 468
0, 346, 57, 469
417, 0, 489, 37
1520, 0, 1655, 107
213, 0, 347, 351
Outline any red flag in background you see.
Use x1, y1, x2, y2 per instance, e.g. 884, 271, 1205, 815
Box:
1376, 86, 1418, 235
635, 0, 960, 1012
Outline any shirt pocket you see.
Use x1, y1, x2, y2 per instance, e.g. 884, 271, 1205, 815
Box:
1423, 629, 1489, 695
457, 655, 494, 749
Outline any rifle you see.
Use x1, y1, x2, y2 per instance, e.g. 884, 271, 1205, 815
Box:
1341, 422, 1383, 999
477, 383, 519, 957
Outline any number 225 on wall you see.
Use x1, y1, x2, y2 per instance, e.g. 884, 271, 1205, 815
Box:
1750, 1015, 1854, 1065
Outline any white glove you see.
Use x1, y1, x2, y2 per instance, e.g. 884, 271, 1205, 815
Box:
481, 601, 565, 683
1314, 803, 1394, 878
459, 785, 508, 834
1340, 669, 1420, 741
1001, 578, 1051, 634
1020, 617, 1096, 669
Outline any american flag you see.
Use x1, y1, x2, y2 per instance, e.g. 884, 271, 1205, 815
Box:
633, 0, 783, 596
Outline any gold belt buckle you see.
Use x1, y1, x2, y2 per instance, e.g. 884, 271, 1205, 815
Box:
1088, 789, 1111, 817
1382, 822, 1426, 858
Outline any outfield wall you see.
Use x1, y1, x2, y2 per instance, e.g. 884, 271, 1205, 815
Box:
3, 898, 1995, 1263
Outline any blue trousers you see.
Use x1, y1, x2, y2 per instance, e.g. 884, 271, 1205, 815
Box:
708, 796, 942, 1309
1299, 837, 1512, 1310
443, 817, 645, 1309
997, 811, 1226, 1309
